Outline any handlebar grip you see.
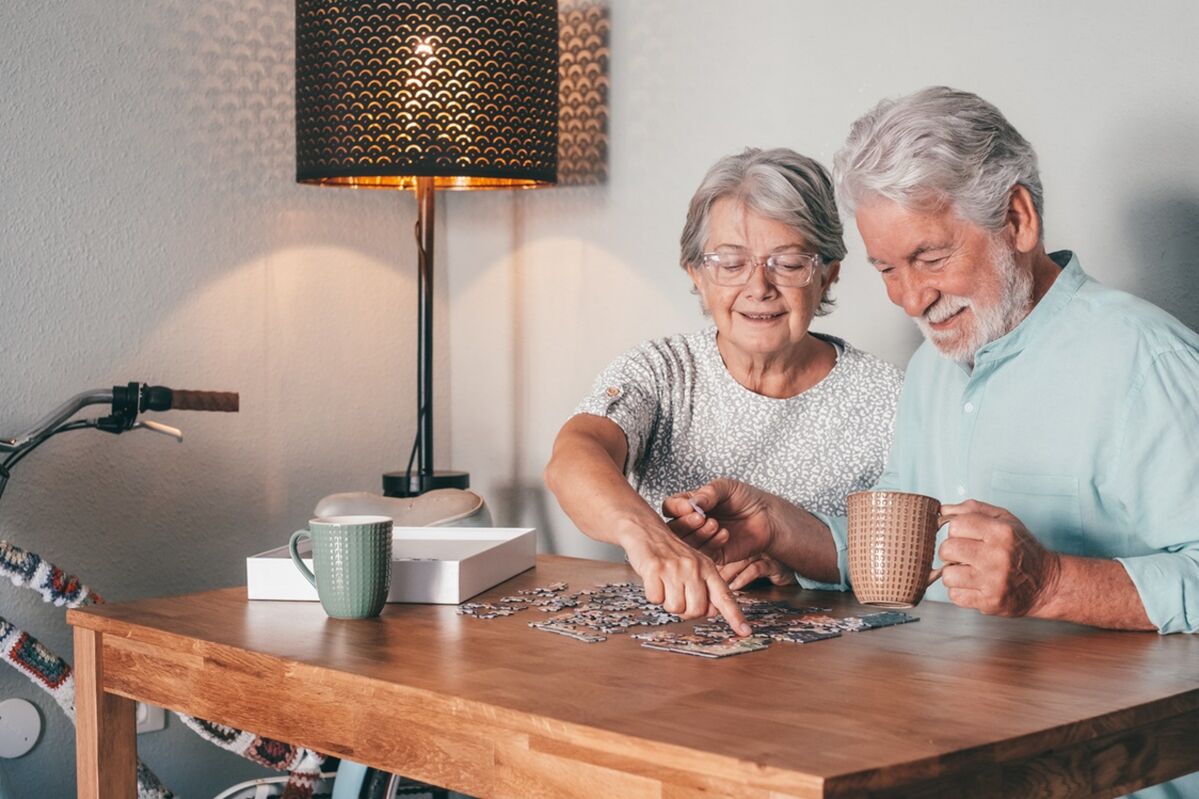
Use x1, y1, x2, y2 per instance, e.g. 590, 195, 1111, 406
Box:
167, 390, 240, 413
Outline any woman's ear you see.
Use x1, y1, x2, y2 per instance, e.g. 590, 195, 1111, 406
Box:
822, 260, 841, 288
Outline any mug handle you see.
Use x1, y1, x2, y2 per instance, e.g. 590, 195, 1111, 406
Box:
928, 511, 957, 586
288, 530, 318, 589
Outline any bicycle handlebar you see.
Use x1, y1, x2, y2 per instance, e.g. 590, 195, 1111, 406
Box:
0, 383, 240, 453
141, 386, 239, 413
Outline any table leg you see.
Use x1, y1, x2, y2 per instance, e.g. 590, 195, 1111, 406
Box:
73, 627, 137, 799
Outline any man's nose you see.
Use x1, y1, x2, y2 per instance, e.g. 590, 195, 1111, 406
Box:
893, 268, 938, 318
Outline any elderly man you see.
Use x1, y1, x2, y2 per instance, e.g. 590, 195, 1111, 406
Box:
668, 86, 1199, 637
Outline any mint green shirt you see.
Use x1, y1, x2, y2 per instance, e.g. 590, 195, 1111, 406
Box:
808, 252, 1199, 797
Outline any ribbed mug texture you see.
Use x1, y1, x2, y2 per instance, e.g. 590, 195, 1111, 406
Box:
848, 491, 940, 608
291, 516, 393, 619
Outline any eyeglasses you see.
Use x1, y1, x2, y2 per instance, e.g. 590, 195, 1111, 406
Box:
698, 251, 823, 287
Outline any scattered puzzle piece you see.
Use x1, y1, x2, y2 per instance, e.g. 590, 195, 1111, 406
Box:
457, 580, 917, 657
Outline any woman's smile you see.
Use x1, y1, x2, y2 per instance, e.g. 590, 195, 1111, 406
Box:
737, 309, 788, 323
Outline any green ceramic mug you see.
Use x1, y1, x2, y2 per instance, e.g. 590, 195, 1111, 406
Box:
288, 515, 392, 619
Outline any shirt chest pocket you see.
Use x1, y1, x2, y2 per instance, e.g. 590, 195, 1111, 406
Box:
988, 469, 1085, 554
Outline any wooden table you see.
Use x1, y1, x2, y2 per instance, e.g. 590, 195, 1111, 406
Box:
68, 555, 1199, 798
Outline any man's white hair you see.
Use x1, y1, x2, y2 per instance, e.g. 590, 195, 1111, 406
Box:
833, 86, 1044, 235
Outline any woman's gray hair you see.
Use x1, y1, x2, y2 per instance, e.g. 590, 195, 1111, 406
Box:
679, 148, 846, 315
833, 86, 1044, 235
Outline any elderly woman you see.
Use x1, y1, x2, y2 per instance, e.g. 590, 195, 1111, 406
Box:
544, 148, 902, 633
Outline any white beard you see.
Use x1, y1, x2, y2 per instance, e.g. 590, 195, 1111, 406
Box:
915, 241, 1034, 365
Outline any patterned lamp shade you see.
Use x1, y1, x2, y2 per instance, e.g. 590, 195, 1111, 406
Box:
296, 0, 559, 189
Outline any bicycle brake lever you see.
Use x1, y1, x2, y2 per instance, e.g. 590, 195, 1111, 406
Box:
132, 420, 183, 443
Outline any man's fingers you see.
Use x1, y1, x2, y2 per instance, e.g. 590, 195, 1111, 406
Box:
718, 558, 751, 582
938, 536, 983, 566
698, 528, 731, 559
943, 513, 988, 541
946, 585, 984, 609
768, 568, 798, 586
728, 560, 765, 591
940, 562, 978, 590
676, 522, 722, 554
661, 492, 695, 519
678, 518, 721, 547
941, 499, 1007, 519
662, 486, 716, 519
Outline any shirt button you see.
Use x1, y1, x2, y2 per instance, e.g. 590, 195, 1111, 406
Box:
963, 402, 975, 413
605, 386, 621, 398
956, 485, 966, 496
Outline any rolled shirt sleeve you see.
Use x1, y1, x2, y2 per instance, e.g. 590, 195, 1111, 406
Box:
1111, 348, 1199, 634
797, 510, 850, 591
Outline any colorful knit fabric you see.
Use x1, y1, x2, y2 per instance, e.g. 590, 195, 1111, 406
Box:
0, 613, 176, 797
137, 762, 176, 799
177, 715, 324, 774
0, 539, 102, 607
0, 617, 76, 717
1, 538, 322, 798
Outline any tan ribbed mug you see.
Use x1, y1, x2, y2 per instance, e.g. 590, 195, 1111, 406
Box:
847, 491, 946, 608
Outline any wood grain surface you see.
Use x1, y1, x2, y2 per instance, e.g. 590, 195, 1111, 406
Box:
68, 555, 1199, 798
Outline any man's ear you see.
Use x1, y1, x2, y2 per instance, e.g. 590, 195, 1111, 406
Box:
1007, 184, 1041, 253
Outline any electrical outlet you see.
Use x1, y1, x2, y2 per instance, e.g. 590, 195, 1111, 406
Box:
135, 702, 166, 734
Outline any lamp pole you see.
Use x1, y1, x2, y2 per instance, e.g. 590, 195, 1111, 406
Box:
383, 177, 470, 498
416, 176, 436, 488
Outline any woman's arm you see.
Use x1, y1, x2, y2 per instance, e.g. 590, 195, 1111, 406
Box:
545, 415, 750, 634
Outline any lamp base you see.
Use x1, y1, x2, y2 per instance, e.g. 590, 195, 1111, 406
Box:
382, 470, 470, 498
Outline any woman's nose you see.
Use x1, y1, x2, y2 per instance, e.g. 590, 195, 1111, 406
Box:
742, 261, 778, 297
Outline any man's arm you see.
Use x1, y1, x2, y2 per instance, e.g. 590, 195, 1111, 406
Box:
938, 500, 1154, 630
663, 478, 841, 585
1036, 556, 1153, 629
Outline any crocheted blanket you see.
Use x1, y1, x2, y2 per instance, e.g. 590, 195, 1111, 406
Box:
1, 538, 324, 797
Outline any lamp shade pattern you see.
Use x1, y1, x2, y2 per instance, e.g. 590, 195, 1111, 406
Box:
296, 0, 559, 189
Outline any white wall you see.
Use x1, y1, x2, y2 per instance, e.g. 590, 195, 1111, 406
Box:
447, 0, 1199, 560
0, 0, 1195, 796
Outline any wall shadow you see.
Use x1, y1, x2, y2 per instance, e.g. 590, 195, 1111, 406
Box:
485, 0, 611, 548
558, 0, 611, 187
1123, 192, 1199, 332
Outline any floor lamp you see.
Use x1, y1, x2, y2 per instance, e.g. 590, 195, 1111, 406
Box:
294, 1, 559, 497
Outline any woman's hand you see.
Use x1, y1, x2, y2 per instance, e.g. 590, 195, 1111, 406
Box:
618, 524, 752, 636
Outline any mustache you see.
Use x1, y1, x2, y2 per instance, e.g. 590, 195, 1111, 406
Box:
921, 295, 970, 324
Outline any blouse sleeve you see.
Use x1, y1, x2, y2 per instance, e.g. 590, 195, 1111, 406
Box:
573, 347, 666, 476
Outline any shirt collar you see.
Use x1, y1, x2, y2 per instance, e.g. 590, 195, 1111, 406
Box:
972, 250, 1086, 367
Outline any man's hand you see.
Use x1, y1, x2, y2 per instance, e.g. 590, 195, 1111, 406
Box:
718, 555, 797, 591
938, 500, 1062, 617
618, 526, 751, 636
662, 478, 779, 565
